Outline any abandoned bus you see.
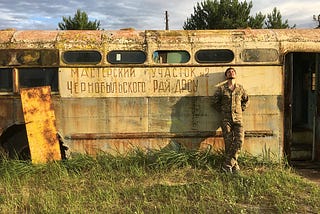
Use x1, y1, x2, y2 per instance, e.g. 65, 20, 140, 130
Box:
0, 29, 319, 163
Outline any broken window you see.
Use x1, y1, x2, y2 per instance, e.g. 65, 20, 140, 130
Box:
0, 68, 13, 92
153, 51, 190, 63
0, 49, 59, 66
19, 68, 58, 92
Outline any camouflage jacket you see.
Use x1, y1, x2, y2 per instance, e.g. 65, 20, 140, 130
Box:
212, 82, 249, 123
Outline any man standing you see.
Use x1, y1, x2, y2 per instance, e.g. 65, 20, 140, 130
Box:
212, 67, 249, 173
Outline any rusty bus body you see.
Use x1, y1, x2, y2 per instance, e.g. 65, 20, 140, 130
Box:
0, 29, 320, 162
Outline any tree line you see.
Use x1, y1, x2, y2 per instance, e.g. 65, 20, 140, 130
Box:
58, 0, 295, 30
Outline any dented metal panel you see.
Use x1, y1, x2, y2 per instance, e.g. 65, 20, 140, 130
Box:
20, 86, 61, 163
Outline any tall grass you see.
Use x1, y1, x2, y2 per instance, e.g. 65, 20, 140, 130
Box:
0, 147, 319, 213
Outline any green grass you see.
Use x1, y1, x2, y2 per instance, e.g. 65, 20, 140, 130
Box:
0, 147, 319, 213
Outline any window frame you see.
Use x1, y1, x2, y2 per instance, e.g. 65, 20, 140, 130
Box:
0, 68, 13, 93
62, 50, 102, 65
18, 67, 59, 92
153, 50, 190, 64
195, 49, 234, 63
241, 48, 279, 62
0, 49, 59, 67
107, 50, 147, 64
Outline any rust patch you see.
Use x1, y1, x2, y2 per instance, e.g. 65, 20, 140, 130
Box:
20, 86, 61, 164
0, 30, 15, 43
46, 151, 55, 162
27, 91, 34, 99
40, 93, 50, 102
26, 106, 38, 115
43, 121, 57, 146
58, 30, 103, 44
13, 31, 58, 43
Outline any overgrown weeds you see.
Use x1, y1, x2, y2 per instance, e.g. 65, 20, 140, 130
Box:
0, 147, 319, 213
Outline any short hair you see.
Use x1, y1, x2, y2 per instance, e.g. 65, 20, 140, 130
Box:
225, 67, 236, 76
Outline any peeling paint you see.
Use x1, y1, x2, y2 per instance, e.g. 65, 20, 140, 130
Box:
20, 86, 61, 164
0, 29, 320, 161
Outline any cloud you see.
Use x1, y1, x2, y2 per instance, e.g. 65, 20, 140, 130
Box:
251, 0, 320, 28
0, 0, 200, 30
0, 0, 319, 30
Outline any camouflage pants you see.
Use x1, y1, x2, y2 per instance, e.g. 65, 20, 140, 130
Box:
221, 120, 244, 170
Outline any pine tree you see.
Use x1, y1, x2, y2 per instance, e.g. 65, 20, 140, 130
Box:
58, 9, 101, 30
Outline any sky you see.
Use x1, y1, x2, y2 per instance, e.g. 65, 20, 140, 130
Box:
0, 0, 319, 30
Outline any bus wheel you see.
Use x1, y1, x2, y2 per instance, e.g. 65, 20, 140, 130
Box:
0, 124, 31, 160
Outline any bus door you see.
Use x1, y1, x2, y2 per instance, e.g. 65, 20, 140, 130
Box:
285, 52, 320, 162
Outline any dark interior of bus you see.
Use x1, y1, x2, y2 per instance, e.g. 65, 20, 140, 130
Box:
286, 52, 320, 166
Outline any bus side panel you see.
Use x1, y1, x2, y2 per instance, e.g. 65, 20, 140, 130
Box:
0, 97, 25, 131
148, 96, 219, 133
55, 95, 283, 159
244, 95, 283, 159
56, 97, 148, 134
55, 65, 283, 160
0, 98, 15, 132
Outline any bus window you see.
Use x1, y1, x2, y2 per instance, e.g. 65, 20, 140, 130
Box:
153, 51, 190, 63
107, 51, 146, 64
241, 49, 278, 62
19, 68, 58, 92
195, 49, 234, 63
0, 68, 13, 92
62, 51, 102, 64
0, 49, 59, 66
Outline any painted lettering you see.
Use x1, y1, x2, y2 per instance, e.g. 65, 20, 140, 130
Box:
70, 68, 136, 79
149, 67, 196, 78
174, 79, 199, 93
104, 68, 136, 78
70, 68, 79, 78
67, 81, 73, 94
66, 81, 145, 94
88, 83, 94, 93
199, 68, 210, 77
81, 82, 86, 92
74, 82, 79, 94
153, 80, 170, 93
81, 69, 89, 77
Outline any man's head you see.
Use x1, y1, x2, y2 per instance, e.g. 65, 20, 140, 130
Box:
225, 67, 236, 80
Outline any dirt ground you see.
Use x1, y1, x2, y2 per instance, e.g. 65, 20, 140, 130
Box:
292, 161, 320, 186
295, 169, 320, 186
